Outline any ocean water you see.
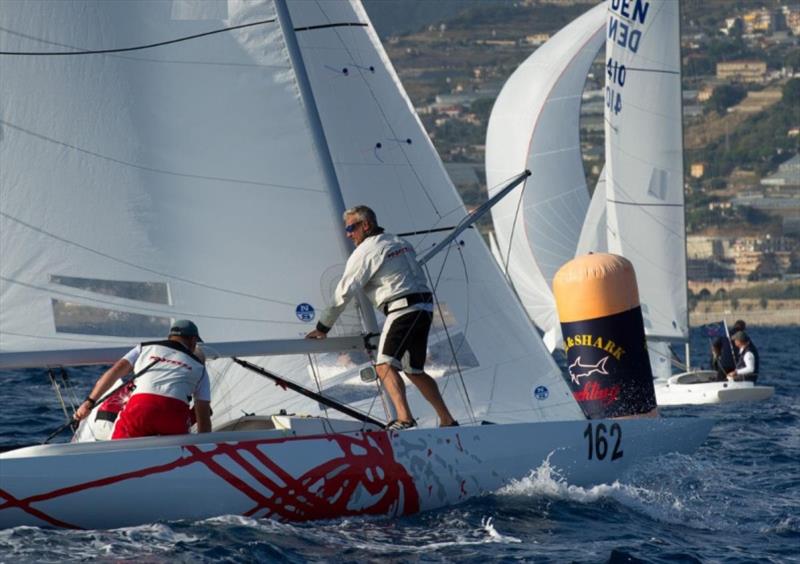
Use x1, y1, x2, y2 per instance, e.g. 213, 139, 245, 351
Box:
1, 325, 798, 563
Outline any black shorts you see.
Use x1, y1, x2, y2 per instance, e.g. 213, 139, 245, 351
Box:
377, 309, 433, 373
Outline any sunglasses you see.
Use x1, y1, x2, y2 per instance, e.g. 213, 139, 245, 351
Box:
344, 221, 362, 233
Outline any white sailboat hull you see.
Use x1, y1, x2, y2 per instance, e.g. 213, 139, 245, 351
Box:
0, 417, 712, 529
655, 371, 774, 406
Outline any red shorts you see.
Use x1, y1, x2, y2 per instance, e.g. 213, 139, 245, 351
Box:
111, 393, 191, 439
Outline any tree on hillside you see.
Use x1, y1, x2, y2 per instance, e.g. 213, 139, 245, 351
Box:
783, 78, 800, 107
709, 84, 746, 115
748, 253, 782, 281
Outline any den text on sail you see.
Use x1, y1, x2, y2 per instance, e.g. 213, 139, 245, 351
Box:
607, 0, 650, 54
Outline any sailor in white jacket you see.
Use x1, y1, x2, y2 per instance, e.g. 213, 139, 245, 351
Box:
306, 206, 457, 429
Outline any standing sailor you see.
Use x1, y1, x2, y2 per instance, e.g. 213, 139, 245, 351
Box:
727, 331, 759, 383
74, 319, 212, 438
306, 205, 457, 429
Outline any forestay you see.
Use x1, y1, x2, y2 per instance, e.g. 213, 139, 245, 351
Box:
604, 0, 688, 341
0, 0, 582, 429
485, 3, 605, 345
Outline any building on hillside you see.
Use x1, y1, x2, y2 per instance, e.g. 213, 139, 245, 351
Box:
687, 236, 725, 260
687, 259, 735, 281
730, 236, 799, 279
785, 7, 800, 35
698, 85, 715, 102
526, 33, 550, 45
742, 8, 781, 34
761, 154, 800, 189
716, 60, 767, 83
690, 163, 705, 178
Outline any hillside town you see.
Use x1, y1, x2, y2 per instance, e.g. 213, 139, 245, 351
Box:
378, 0, 800, 316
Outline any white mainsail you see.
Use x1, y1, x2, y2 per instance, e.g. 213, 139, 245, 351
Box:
604, 0, 688, 341
485, 3, 605, 343
0, 0, 583, 430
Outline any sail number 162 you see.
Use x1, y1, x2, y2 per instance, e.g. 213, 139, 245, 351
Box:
583, 422, 623, 461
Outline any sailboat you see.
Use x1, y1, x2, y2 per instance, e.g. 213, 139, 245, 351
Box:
0, 0, 711, 529
486, 0, 772, 406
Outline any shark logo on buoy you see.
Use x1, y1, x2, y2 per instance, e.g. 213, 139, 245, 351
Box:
568, 356, 609, 385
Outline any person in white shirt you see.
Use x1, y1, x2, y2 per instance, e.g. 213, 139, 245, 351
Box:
74, 319, 212, 439
727, 331, 759, 383
306, 205, 457, 430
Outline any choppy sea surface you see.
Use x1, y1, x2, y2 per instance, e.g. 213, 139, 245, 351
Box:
1, 325, 798, 563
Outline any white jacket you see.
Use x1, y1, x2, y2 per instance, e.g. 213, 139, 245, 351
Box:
318, 231, 429, 330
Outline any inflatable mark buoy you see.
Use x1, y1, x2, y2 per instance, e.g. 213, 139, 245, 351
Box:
553, 253, 657, 419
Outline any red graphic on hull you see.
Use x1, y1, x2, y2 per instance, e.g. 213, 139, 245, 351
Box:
0, 432, 419, 528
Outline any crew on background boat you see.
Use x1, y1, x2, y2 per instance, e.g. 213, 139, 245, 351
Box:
729, 319, 747, 362
727, 331, 759, 383
709, 337, 732, 382
305, 205, 457, 429
74, 319, 212, 438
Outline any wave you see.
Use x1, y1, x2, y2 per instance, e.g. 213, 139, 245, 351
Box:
495, 453, 725, 531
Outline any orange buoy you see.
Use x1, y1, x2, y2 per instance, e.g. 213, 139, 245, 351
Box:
553, 253, 657, 418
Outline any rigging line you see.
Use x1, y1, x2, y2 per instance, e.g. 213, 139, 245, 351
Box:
502, 179, 528, 284
0, 216, 296, 307
47, 368, 71, 421
60, 368, 82, 414
306, 353, 333, 433
313, 1, 442, 217
0, 18, 277, 56
0, 275, 301, 324
398, 225, 474, 237
423, 260, 476, 424
450, 243, 476, 422
293, 22, 368, 32
0, 120, 324, 195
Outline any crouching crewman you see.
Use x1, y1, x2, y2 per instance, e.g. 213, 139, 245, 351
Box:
74, 319, 211, 439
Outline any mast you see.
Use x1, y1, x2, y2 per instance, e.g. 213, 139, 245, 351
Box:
678, 0, 692, 370
273, 0, 380, 337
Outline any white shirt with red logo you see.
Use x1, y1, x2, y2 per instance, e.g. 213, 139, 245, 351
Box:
123, 341, 210, 403
319, 232, 430, 329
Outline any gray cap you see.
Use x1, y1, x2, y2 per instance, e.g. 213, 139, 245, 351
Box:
731, 331, 749, 343
169, 319, 203, 342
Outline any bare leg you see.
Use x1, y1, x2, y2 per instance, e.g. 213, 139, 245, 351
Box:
376, 363, 413, 423
406, 371, 456, 426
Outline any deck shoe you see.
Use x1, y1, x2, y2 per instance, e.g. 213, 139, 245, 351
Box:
441, 421, 460, 427
386, 419, 416, 430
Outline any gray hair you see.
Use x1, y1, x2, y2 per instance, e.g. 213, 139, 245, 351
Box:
343, 205, 377, 228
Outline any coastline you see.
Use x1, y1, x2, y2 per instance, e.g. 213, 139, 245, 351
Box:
690, 299, 800, 327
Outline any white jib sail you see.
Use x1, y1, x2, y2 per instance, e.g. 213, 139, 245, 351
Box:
486, 2, 605, 342
576, 168, 608, 256
1, 0, 583, 428
604, 0, 688, 341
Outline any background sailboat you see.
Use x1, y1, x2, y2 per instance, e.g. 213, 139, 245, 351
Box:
0, 0, 710, 529
486, 0, 772, 405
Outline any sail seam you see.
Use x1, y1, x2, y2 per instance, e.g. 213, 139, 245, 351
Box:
0, 120, 325, 194
606, 199, 682, 207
